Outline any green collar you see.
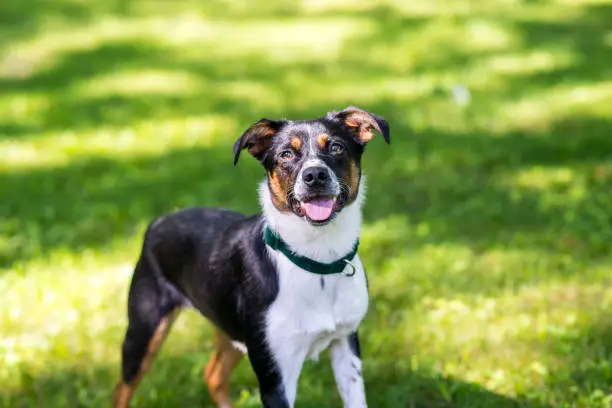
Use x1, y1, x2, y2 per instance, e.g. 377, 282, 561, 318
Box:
264, 226, 359, 276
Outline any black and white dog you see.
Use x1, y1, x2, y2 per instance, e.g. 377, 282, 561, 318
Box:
113, 107, 390, 408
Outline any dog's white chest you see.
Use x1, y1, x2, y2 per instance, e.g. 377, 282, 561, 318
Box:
265, 252, 369, 360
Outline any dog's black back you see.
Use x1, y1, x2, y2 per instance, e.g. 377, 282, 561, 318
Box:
140, 208, 277, 341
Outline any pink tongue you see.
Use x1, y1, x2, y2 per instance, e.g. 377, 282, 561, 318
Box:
302, 198, 335, 221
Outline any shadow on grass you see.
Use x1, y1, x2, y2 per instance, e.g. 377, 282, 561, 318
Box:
4, 353, 548, 408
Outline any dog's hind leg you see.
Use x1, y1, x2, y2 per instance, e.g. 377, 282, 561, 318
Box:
204, 330, 244, 408
113, 252, 182, 408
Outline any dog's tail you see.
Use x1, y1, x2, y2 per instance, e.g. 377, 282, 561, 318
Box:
135, 217, 186, 312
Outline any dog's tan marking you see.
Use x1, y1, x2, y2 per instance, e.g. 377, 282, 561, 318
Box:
345, 159, 361, 204
290, 137, 302, 151
112, 384, 132, 408
317, 134, 329, 149
112, 308, 181, 408
204, 330, 244, 408
343, 112, 379, 143
346, 120, 374, 142
268, 170, 292, 212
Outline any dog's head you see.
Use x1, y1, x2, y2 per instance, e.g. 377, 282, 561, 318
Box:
233, 106, 390, 226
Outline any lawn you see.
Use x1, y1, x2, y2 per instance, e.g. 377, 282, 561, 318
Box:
1, 0, 612, 407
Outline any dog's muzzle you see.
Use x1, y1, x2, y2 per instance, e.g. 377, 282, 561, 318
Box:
292, 164, 342, 224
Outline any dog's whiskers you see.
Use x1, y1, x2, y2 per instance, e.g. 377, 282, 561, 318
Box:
285, 186, 296, 207
338, 180, 353, 196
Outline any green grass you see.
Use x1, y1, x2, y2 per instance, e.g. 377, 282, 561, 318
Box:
2, 0, 612, 406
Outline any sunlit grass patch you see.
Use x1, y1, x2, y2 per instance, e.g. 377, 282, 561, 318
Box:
507, 81, 612, 119
74, 69, 203, 97
396, 282, 612, 396
501, 166, 588, 204
0, 250, 216, 387
482, 49, 576, 77
510, 166, 577, 190
6, 13, 372, 76
1, 115, 238, 169
0, 93, 50, 130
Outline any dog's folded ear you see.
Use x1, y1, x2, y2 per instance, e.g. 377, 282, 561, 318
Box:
233, 119, 287, 165
326, 106, 390, 145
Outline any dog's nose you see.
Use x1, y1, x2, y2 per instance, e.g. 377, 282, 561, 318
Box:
302, 166, 329, 185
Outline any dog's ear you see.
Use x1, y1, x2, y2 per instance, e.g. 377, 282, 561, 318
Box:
233, 119, 287, 165
327, 106, 390, 145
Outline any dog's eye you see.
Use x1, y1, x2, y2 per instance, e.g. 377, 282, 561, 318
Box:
330, 142, 344, 154
280, 150, 294, 160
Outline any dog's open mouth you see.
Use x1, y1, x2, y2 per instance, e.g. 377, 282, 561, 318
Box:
301, 197, 336, 222
290, 192, 347, 225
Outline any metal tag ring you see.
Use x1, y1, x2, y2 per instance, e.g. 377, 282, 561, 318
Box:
342, 259, 356, 277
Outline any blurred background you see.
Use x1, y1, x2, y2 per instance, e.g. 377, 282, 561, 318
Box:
1, 0, 612, 407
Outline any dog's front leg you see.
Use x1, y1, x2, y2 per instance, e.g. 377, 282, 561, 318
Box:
246, 332, 307, 408
331, 332, 367, 408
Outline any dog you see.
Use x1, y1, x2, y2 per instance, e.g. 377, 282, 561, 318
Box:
112, 106, 390, 408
